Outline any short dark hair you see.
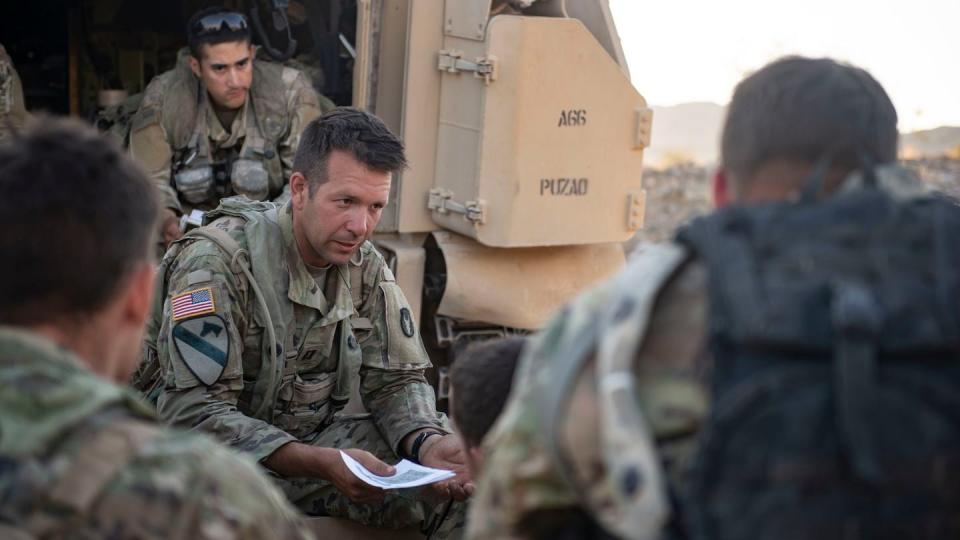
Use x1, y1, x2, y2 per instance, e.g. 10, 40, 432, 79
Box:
293, 107, 407, 195
186, 6, 252, 59
450, 337, 526, 448
0, 117, 158, 325
721, 56, 898, 187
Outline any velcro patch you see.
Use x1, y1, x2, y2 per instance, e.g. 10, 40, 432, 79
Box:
171, 287, 216, 321
172, 315, 230, 386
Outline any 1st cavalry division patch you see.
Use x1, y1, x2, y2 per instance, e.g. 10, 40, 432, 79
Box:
171, 287, 216, 321
173, 315, 230, 385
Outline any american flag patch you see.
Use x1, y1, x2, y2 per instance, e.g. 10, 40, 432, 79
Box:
171, 287, 216, 321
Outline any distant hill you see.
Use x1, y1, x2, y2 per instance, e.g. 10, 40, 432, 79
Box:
644, 102, 960, 167
901, 126, 960, 159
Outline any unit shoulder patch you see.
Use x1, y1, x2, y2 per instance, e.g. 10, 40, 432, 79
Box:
171, 286, 216, 321
172, 315, 230, 386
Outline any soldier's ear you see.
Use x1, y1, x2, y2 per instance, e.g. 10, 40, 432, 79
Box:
713, 167, 731, 208
121, 262, 156, 328
290, 171, 309, 209
188, 55, 202, 79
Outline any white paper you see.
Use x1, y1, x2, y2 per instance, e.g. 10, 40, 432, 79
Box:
186, 209, 205, 227
339, 450, 455, 489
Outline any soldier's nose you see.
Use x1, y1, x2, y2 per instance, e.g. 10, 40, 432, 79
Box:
346, 212, 368, 237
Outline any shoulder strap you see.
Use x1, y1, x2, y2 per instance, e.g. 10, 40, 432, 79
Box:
21, 417, 160, 537
184, 227, 279, 419
536, 244, 687, 540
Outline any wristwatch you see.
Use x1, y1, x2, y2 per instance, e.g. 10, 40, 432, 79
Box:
409, 431, 444, 465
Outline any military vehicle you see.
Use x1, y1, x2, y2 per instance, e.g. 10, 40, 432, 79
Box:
2, 0, 649, 399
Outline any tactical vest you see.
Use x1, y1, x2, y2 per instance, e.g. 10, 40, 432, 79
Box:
137, 198, 366, 434
134, 51, 292, 204
673, 172, 960, 540
0, 345, 159, 538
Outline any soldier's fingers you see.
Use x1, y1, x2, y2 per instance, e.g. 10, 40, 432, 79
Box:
447, 482, 470, 501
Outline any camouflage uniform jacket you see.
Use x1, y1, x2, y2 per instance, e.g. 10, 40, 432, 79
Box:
0, 326, 314, 540
141, 200, 446, 463
129, 49, 323, 214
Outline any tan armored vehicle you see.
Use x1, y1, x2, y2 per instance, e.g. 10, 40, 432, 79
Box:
2, 0, 649, 394
357, 0, 651, 395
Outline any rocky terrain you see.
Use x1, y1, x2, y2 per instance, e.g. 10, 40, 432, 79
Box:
630, 158, 960, 246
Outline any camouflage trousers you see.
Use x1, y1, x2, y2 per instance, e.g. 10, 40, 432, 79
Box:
273, 414, 466, 538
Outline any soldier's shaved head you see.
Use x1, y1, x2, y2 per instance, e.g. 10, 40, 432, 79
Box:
0, 117, 157, 325
721, 56, 898, 198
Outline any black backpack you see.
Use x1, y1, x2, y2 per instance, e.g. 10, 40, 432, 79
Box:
675, 173, 960, 539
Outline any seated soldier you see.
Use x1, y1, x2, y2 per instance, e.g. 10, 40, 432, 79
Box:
129, 6, 327, 249
0, 117, 313, 539
449, 337, 527, 477
136, 108, 470, 538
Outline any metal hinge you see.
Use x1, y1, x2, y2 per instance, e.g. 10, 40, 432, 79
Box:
634, 107, 653, 149
627, 190, 646, 231
437, 50, 498, 84
428, 188, 487, 224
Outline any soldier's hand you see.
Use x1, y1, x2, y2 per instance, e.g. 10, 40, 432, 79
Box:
419, 434, 474, 501
324, 448, 394, 504
160, 207, 183, 246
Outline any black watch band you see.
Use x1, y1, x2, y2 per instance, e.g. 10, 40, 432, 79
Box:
409, 431, 443, 465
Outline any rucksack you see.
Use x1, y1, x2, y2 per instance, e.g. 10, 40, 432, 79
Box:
674, 169, 960, 539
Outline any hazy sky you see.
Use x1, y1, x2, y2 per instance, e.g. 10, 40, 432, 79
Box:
609, 0, 960, 131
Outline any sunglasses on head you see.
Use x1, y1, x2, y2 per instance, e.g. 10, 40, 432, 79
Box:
192, 12, 249, 37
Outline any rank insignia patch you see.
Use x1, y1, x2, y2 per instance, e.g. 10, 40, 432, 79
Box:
172, 315, 230, 385
171, 287, 216, 321
400, 308, 415, 338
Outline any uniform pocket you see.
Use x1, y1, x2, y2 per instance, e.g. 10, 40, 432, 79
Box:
378, 282, 430, 369
297, 324, 337, 371
274, 372, 336, 439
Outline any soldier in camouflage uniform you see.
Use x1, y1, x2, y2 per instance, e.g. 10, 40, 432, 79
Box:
0, 44, 28, 142
468, 57, 960, 540
129, 7, 327, 249
0, 118, 313, 540
137, 108, 471, 535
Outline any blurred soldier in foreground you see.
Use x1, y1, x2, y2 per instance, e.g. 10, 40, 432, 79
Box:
0, 44, 28, 142
469, 56, 960, 540
136, 108, 470, 536
129, 6, 324, 249
0, 118, 313, 540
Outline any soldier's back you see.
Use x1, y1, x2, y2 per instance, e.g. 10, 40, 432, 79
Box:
0, 327, 313, 540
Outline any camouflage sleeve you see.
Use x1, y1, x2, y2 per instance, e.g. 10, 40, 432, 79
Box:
469, 253, 710, 539
93, 430, 314, 540
155, 235, 298, 463
278, 69, 323, 184
357, 248, 447, 453
129, 83, 181, 214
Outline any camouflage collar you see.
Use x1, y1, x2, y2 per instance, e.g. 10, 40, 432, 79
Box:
278, 205, 355, 323
0, 326, 156, 455
0, 326, 85, 371
203, 90, 247, 148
